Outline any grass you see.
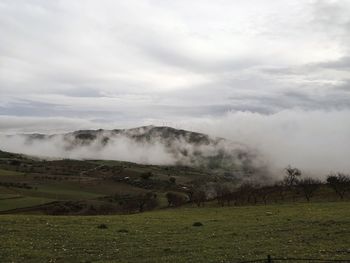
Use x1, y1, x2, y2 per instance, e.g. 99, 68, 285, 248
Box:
0, 168, 24, 177
0, 202, 349, 262
0, 193, 22, 199
31, 185, 103, 200
0, 182, 103, 203
0, 196, 55, 211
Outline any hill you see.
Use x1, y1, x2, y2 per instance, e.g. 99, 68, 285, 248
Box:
0, 149, 220, 214
3, 126, 266, 177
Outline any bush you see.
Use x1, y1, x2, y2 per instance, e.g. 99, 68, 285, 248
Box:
117, 192, 159, 213
140, 172, 153, 180
298, 177, 321, 202
192, 222, 203, 227
97, 224, 108, 229
165, 192, 186, 207
169, 177, 176, 184
327, 173, 350, 199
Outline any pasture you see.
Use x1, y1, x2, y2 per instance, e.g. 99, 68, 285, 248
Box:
1, 202, 349, 262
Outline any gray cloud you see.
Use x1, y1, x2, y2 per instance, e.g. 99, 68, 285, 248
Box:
176, 109, 350, 176
317, 56, 350, 70
0, 0, 350, 135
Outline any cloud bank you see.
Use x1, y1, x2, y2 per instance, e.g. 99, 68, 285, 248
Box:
0, 126, 260, 177
179, 109, 350, 177
0, 133, 177, 165
0, 109, 349, 179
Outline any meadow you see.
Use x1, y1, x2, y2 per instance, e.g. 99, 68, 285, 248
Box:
1, 202, 349, 262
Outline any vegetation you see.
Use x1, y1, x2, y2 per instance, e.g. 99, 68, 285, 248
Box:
0, 151, 349, 215
0, 202, 349, 262
327, 173, 350, 200
0, 150, 349, 261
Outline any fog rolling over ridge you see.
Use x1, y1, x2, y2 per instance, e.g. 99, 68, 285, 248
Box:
0, 126, 266, 180
1, 109, 350, 181
2, 109, 350, 181
178, 110, 350, 178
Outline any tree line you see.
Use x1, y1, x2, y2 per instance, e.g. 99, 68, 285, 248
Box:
165, 166, 350, 208
108, 166, 350, 214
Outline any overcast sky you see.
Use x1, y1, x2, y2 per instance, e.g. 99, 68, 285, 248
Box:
1, 0, 350, 132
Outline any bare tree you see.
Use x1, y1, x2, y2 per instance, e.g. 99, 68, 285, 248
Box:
273, 181, 286, 202
117, 192, 158, 213
237, 182, 259, 205
257, 186, 275, 205
326, 173, 350, 200
215, 183, 235, 206
283, 166, 302, 201
137, 192, 158, 212
185, 180, 201, 203
298, 178, 321, 202
165, 192, 186, 207
192, 189, 207, 207
283, 165, 302, 187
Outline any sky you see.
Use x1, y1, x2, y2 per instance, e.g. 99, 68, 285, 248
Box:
1, 0, 350, 174
0, 0, 349, 131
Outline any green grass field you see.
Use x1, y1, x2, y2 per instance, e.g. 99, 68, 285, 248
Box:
0, 196, 55, 211
0, 168, 25, 177
1, 202, 349, 263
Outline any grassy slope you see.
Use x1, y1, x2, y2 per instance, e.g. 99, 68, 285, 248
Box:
0, 169, 25, 176
0, 196, 55, 211
1, 202, 349, 263
0, 159, 150, 212
0, 151, 214, 213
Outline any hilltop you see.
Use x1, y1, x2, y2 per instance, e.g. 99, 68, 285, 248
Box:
3, 126, 265, 176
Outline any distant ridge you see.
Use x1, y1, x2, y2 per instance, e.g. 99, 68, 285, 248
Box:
4, 126, 265, 178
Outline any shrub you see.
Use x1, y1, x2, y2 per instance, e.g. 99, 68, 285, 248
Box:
327, 173, 350, 199
298, 177, 321, 202
169, 177, 176, 184
97, 224, 108, 229
140, 172, 153, 180
165, 192, 186, 207
192, 222, 203, 227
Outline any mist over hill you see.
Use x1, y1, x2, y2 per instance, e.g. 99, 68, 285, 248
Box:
0, 126, 267, 180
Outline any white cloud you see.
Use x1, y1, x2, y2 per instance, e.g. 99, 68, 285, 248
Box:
175, 109, 350, 176
0, 0, 349, 117
0, 0, 350, 175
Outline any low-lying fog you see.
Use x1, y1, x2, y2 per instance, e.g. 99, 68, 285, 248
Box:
0, 109, 349, 179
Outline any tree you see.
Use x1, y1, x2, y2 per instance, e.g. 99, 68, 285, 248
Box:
192, 189, 207, 207
136, 192, 158, 212
257, 186, 275, 205
283, 166, 302, 201
273, 181, 286, 202
165, 192, 186, 207
283, 165, 302, 187
185, 186, 195, 203
215, 183, 235, 206
298, 177, 321, 202
236, 182, 258, 205
185, 182, 209, 207
117, 192, 158, 213
326, 173, 350, 200
140, 172, 153, 180
169, 177, 176, 184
